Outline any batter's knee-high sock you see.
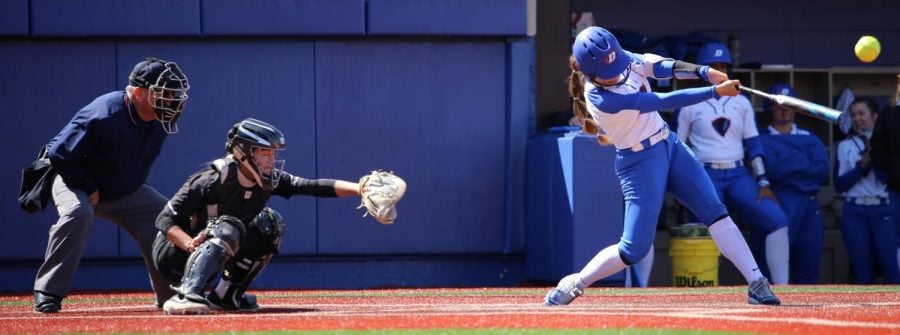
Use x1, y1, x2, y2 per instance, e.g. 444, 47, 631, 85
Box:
765, 227, 790, 284
634, 246, 654, 287
709, 217, 764, 283
579, 244, 628, 286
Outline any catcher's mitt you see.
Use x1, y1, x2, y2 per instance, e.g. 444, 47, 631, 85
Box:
357, 171, 407, 224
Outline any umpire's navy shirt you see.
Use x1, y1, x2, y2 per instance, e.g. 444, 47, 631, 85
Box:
48, 91, 168, 202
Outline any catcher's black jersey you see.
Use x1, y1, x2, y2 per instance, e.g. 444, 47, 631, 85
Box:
156, 157, 337, 236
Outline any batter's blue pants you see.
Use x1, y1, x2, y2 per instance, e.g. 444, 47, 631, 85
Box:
615, 132, 727, 264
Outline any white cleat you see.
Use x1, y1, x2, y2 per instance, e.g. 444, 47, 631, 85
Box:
544, 273, 587, 306
163, 295, 210, 315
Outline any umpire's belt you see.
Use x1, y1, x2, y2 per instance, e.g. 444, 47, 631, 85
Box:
625, 127, 669, 153
704, 160, 744, 170
846, 196, 890, 206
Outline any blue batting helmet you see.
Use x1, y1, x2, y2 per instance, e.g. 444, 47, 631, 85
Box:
572, 27, 630, 80
764, 83, 797, 112
696, 42, 732, 66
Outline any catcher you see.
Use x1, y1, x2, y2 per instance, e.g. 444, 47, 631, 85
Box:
152, 118, 405, 315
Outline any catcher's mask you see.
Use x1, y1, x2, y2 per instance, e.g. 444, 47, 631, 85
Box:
226, 118, 286, 190
128, 57, 190, 134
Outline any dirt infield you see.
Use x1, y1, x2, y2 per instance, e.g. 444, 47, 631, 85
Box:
2, 286, 899, 334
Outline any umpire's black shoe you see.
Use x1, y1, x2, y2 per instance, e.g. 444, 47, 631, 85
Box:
34, 291, 63, 313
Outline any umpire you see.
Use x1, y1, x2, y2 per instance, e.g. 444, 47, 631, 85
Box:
33, 57, 190, 313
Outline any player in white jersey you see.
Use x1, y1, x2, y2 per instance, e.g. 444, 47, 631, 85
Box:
835, 97, 900, 283
676, 43, 790, 284
545, 27, 780, 306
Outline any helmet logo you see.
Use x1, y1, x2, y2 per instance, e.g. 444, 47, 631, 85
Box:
605, 52, 616, 64
779, 89, 790, 95
714, 49, 724, 57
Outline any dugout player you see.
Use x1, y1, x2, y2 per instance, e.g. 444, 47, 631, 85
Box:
545, 27, 780, 306
758, 84, 829, 284
870, 74, 900, 279
154, 118, 365, 315
34, 57, 189, 313
676, 42, 790, 284
835, 97, 899, 284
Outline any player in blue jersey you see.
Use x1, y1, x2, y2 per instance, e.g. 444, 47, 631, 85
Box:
758, 84, 829, 284
545, 27, 780, 306
676, 43, 790, 284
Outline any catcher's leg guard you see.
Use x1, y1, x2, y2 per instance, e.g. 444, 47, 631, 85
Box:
209, 208, 284, 311
164, 216, 244, 315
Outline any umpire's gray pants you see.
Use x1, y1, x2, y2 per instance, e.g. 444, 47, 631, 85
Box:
34, 175, 174, 305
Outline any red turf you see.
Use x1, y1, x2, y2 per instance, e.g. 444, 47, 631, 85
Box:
2, 287, 899, 334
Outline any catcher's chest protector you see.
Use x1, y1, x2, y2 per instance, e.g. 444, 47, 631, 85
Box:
210, 158, 272, 224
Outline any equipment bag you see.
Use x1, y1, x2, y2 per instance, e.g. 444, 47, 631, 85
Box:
18, 145, 57, 214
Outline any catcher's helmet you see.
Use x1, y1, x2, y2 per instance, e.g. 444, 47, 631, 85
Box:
696, 42, 732, 66
226, 118, 286, 190
572, 26, 630, 80
764, 83, 797, 112
129, 57, 190, 134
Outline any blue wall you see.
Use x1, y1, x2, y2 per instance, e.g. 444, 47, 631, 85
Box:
0, 0, 535, 292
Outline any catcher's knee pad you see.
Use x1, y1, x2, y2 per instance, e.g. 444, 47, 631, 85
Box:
207, 215, 246, 257
217, 209, 285, 298
246, 208, 286, 255
179, 240, 229, 296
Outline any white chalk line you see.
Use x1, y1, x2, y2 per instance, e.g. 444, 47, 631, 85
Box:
3, 301, 899, 330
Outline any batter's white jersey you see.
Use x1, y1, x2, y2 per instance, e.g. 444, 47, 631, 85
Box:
677, 95, 757, 163
583, 53, 667, 150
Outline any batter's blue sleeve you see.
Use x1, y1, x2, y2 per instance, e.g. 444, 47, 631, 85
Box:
652, 60, 709, 82
588, 86, 717, 115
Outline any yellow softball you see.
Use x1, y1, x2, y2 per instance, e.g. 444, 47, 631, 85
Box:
854, 35, 881, 63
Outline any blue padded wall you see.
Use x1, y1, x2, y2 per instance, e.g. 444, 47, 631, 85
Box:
503, 38, 535, 254
115, 42, 320, 256
525, 130, 625, 283
0, 0, 28, 35
0, 0, 533, 292
368, 0, 529, 36
201, 0, 366, 35
2, 42, 521, 257
1, 42, 121, 260
314, 41, 509, 254
30, 0, 201, 36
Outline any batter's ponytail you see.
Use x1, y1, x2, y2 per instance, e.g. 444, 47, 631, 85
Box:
568, 56, 612, 145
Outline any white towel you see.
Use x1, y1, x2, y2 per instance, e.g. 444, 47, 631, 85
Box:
835, 87, 855, 134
